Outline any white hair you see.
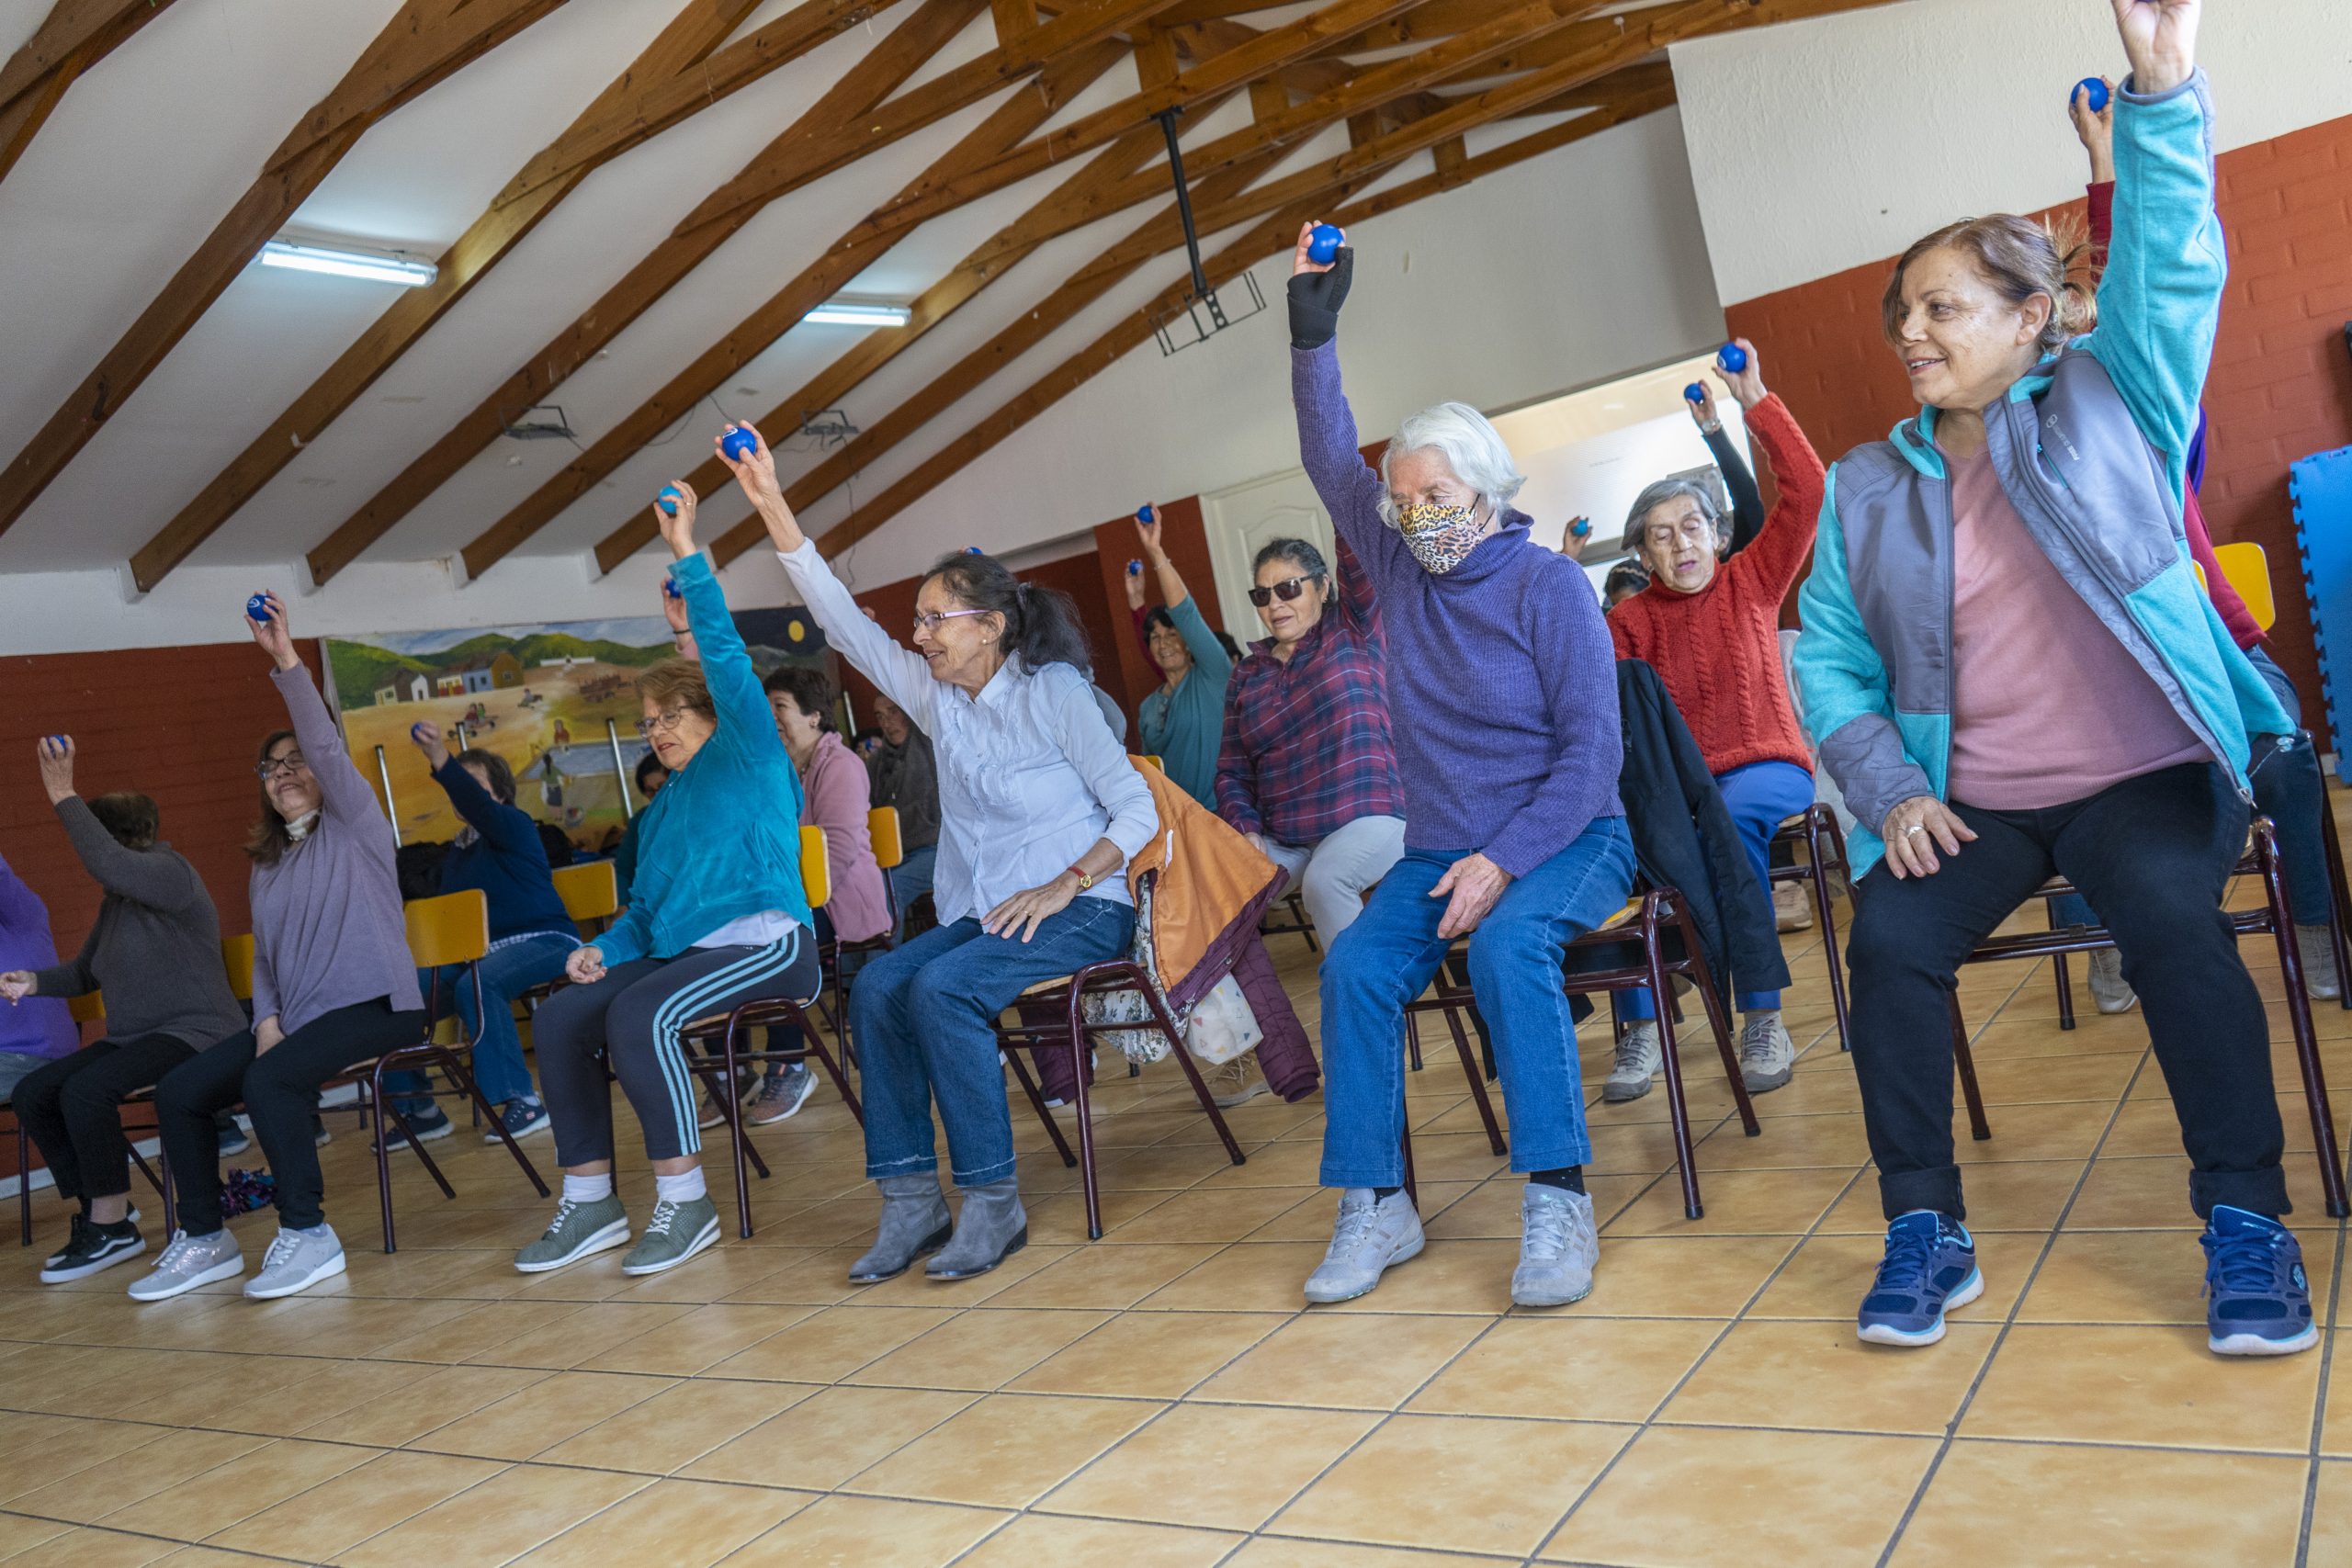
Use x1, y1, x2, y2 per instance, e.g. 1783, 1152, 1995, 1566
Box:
1376, 402, 1525, 528
1619, 476, 1724, 559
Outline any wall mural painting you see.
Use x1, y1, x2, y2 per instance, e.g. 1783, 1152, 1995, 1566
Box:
323, 607, 832, 852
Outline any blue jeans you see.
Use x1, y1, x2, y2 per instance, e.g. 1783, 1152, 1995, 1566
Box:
852, 897, 1135, 1188
388, 931, 577, 1114
889, 845, 938, 919
1623, 760, 1813, 1019
2052, 647, 2331, 931
1317, 819, 1636, 1188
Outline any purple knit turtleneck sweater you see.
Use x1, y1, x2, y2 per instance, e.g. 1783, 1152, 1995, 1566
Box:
1292, 342, 1623, 876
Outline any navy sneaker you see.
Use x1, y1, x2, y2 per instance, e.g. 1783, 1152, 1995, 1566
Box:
375, 1102, 453, 1153
484, 1097, 551, 1144
1857, 1210, 1982, 1348
2200, 1205, 2316, 1357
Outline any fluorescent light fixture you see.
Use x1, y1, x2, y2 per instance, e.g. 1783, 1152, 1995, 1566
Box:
258, 240, 435, 288
802, 299, 910, 328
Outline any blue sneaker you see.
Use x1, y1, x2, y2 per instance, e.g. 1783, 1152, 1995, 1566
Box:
2199, 1205, 2316, 1357
483, 1096, 551, 1145
1857, 1210, 1982, 1348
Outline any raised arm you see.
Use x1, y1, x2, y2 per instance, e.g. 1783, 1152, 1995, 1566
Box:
1329, 530, 1381, 638
1214, 682, 1264, 838
247, 595, 382, 829
429, 753, 539, 858
1136, 508, 1235, 684
1730, 395, 1828, 601
1695, 416, 1766, 557
53, 795, 204, 911
1286, 224, 1413, 586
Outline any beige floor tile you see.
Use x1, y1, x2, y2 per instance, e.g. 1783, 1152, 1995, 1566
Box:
1815, 1158, 2086, 1235
1691, 1111, 1874, 1170
533, 1376, 814, 1472
984, 1245, 1226, 1309
98, 1438, 374, 1540
2020, 1227, 2331, 1325
1134, 1242, 1329, 1312
1314, 1239, 1522, 1314
510, 1478, 813, 1568
1105, 1187, 1318, 1246
1660, 1319, 1997, 1434
1606, 1166, 1858, 1236
844, 1308, 1111, 1392
459, 1302, 691, 1370
722, 1494, 1009, 1567
577, 1303, 815, 1375
1890, 1438, 2307, 1566
1968, 1049, 2142, 1106
0, 1511, 74, 1558
1407, 1317, 1722, 1422
1566, 1235, 1798, 1317
2063, 1156, 2205, 1230
145, 1551, 288, 1567
334, 1463, 650, 1568
682, 1385, 974, 1490
0, 1414, 168, 1502
295, 1363, 547, 1448
1748, 1229, 2034, 1321
712, 1247, 869, 1307
1948, 1100, 2114, 1165
1962, 1323, 2321, 1450
1221, 1542, 1511, 1568
843, 1242, 1073, 1309
708, 1305, 960, 1382
843, 1393, 1161, 1506
371, 1301, 594, 1364
8, 1428, 266, 1524
1008, 1311, 1280, 1398
951, 1513, 1238, 1568
1194, 1313, 1486, 1410
3, 1528, 178, 1568
1273, 1414, 1629, 1556
1193, 1138, 1329, 1189
405, 1370, 675, 1461
1543, 1426, 1935, 1567
1039, 1403, 1380, 1531
2309, 1460, 2352, 1563
206, 1450, 506, 1560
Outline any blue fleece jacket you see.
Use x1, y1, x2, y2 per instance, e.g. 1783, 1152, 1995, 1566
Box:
431, 756, 574, 944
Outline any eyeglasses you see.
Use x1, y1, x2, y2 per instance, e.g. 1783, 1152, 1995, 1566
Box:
636, 707, 693, 737
254, 753, 307, 780
912, 608, 989, 635
1248, 574, 1323, 607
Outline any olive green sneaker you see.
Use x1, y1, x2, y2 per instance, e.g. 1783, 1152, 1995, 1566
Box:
514, 1195, 629, 1275
621, 1196, 721, 1276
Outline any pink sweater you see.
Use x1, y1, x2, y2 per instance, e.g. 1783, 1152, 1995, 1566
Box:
1944, 445, 2207, 809
798, 732, 891, 943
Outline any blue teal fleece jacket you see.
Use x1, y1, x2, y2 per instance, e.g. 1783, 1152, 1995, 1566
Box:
595, 551, 810, 964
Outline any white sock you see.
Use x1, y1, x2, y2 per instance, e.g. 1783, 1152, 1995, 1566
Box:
563, 1172, 614, 1204
654, 1168, 707, 1205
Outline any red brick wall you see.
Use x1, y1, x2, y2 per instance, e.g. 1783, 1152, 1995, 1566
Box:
1725, 112, 2352, 727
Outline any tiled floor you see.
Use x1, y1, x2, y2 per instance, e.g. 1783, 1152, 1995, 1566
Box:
6, 869, 2352, 1566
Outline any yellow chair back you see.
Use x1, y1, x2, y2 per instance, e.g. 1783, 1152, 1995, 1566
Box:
405, 889, 491, 970
220, 934, 254, 1002
67, 990, 104, 1025
801, 825, 831, 909
1143, 754, 1164, 773
550, 861, 619, 927
867, 807, 903, 873
2212, 541, 2276, 634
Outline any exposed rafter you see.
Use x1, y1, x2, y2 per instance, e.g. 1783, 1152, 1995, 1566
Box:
0, 0, 178, 186
129, 0, 888, 592
305, 0, 1200, 586
0, 0, 574, 541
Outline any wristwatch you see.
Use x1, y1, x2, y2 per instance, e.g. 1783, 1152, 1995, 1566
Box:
1067, 864, 1096, 892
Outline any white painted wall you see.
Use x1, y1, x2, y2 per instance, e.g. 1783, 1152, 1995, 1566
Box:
1671, 0, 2352, 306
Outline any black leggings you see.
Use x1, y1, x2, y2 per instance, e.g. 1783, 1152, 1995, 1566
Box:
1846, 761, 2283, 1223
15, 1033, 196, 1204
155, 998, 421, 1235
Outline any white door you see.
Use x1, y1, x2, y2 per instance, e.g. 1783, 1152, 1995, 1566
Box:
1201, 466, 1336, 636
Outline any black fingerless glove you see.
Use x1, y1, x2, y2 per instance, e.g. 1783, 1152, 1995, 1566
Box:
1286, 248, 1353, 350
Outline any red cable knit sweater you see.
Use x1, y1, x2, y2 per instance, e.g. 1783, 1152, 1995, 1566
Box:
1608, 393, 1825, 777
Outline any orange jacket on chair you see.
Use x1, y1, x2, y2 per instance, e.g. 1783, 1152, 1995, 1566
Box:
1125, 758, 1282, 1013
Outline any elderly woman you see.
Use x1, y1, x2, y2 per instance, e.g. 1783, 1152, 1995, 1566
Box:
865, 693, 939, 912
1285, 224, 1634, 1309
1215, 535, 1406, 948
513, 491, 818, 1280
1794, 0, 2309, 1355
1604, 344, 1826, 1101
1122, 509, 1235, 807
724, 423, 1157, 1285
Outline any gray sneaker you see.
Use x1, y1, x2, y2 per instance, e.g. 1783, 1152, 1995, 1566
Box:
748, 1066, 817, 1126
2297, 924, 2342, 1002
514, 1195, 631, 1274
621, 1196, 720, 1276
1602, 1021, 1660, 1103
2086, 948, 2137, 1014
244, 1224, 346, 1300
1303, 1188, 1424, 1303
127, 1228, 243, 1302
1737, 1013, 1794, 1093
1511, 1183, 1599, 1307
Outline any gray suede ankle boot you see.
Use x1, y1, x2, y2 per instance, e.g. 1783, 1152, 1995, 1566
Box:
925, 1179, 1027, 1280
847, 1175, 952, 1283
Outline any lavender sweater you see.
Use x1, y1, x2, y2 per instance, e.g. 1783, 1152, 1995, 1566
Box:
1293, 343, 1623, 876
251, 666, 423, 1034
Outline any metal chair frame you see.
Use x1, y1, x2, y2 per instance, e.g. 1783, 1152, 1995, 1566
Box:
678, 990, 865, 1240
1768, 805, 1854, 1052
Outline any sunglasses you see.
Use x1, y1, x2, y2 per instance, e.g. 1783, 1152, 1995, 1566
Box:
1248, 574, 1324, 608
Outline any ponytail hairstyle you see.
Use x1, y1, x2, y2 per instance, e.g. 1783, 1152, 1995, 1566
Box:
1883, 212, 2098, 355
921, 552, 1094, 674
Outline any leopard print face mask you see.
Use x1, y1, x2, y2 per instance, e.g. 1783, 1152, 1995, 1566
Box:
1396, 501, 1486, 575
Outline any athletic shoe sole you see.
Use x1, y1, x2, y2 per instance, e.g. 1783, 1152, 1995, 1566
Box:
748, 1074, 818, 1126
926, 1224, 1029, 1281
621, 1215, 721, 1276
2211, 1322, 2320, 1357
848, 1221, 954, 1284
1742, 1066, 1794, 1093
513, 1216, 631, 1275
1857, 1267, 1984, 1348
484, 1112, 553, 1144
244, 1249, 347, 1300
377, 1119, 454, 1153
1212, 1079, 1271, 1111
1302, 1234, 1425, 1303
128, 1256, 244, 1302
39, 1234, 146, 1284
1600, 1077, 1654, 1104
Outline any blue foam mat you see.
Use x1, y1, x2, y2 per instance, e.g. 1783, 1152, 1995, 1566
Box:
2289, 445, 2352, 782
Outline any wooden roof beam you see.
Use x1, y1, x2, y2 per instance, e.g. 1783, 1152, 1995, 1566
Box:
0, 0, 180, 186
0, 0, 573, 541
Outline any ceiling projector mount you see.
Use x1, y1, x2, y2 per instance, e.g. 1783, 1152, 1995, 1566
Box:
1148, 107, 1265, 357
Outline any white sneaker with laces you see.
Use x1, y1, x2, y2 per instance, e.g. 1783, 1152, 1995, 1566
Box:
1603, 1021, 1661, 1103
127, 1229, 244, 1302
2297, 924, 2342, 1002
1207, 1055, 1268, 1110
244, 1224, 346, 1300
1512, 1183, 1599, 1307
1737, 1012, 1795, 1093
1302, 1188, 1423, 1303
2086, 949, 2138, 1015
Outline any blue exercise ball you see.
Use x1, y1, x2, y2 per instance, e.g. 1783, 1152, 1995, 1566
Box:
656, 484, 684, 516
2075, 77, 2109, 113
1307, 225, 1343, 265
720, 427, 757, 462
1716, 343, 1747, 374
246, 593, 272, 623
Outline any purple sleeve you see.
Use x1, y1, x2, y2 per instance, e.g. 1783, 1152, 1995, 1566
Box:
273, 665, 385, 829
1292, 344, 1412, 589
1482, 565, 1625, 878
0, 850, 47, 932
